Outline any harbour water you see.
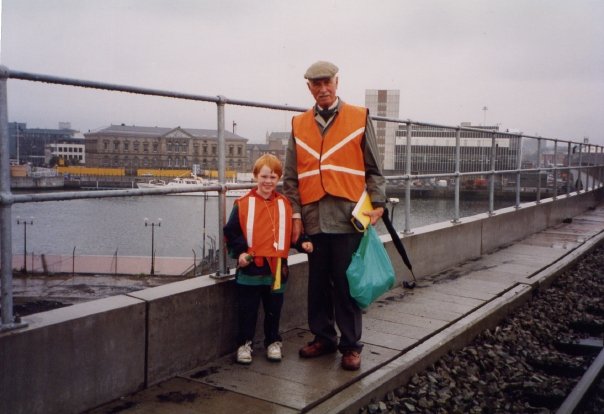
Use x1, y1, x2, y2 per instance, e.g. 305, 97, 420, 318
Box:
10, 193, 513, 260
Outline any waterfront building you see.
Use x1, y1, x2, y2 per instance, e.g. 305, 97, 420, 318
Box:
8, 122, 80, 166
247, 131, 288, 164
395, 122, 521, 179
365, 89, 400, 170
44, 135, 86, 166
84, 124, 248, 176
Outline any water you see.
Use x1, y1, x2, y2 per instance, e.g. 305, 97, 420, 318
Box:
10, 194, 512, 259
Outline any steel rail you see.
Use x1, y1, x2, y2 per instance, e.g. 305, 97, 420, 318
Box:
556, 347, 604, 414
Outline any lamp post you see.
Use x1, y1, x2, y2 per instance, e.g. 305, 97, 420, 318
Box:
16, 216, 34, 273
144, 217, 161, 275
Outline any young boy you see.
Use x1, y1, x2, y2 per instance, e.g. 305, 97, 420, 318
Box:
223, 154, 312, 364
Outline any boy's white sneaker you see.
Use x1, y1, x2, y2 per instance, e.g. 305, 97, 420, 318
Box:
267, 341, 282, 362
237, 341, 253, 364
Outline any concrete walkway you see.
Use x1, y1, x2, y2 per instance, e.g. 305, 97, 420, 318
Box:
88, 205, 604, 414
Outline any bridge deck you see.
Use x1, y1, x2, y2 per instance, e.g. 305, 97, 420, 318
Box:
88, 206, 604, 414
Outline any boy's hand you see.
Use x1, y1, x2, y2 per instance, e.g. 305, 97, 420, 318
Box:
238, 252, 253, 267
301, 241, 313, 253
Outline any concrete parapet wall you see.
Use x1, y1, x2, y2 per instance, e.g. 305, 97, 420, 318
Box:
1, 189, 602, 414
0, 296, 146, 414
129, 276, 238, 385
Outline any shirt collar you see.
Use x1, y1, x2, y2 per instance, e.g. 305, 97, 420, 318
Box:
314, 97, 340, 114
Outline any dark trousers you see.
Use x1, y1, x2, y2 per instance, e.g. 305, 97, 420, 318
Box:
237, 283, 284, 347
307, 232, 364, 353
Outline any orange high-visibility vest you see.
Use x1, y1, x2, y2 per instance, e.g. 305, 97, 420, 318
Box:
292, 103, 367, 205
236, 191, 292, 259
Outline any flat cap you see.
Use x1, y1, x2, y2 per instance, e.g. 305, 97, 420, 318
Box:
304, 61, 339, 80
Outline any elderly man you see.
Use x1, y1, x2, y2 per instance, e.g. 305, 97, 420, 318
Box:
283, 61, 386, 371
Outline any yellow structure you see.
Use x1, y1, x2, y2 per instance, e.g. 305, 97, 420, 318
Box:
10, 165, 29, 177
136, 169, 191, 178
56, 166, 125, 176
55, 166, 238, 180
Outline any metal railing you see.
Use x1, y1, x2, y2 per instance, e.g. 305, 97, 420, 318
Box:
1, 66, 603, 331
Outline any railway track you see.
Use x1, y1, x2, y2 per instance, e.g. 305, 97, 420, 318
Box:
360, 242, 604, 414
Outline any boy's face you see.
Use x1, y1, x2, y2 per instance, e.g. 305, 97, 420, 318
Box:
255, 165, 279, 198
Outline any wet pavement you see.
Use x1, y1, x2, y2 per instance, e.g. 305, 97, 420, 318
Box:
84, 205, 604, 414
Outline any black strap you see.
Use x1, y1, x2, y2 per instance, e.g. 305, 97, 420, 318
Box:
382, 208, 416, 282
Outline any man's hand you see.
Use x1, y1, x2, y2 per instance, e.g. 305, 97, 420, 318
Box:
292, 218, 303, 243
363, 207, 384, 225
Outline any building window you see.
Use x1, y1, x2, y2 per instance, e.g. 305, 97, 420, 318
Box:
113, 141, 120, 150
153, 142, 158, 152
167, 141, 173, 152
143, 142, 149, 153
103, 141, 109, 151
124, 141, 130, 151
133, 141, 140, 152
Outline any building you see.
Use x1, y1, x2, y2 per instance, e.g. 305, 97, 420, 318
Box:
247, 131, 289, 165
84, 124, 248, 175
45, 138, 86, 166
394, 122, 521, 177
365, 89, 400, 170
8, 122, 80, 166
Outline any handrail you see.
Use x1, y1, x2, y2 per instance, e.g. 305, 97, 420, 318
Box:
1, 67, 603, 331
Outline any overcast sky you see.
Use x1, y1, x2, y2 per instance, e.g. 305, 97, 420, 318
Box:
1, 0, 603, 146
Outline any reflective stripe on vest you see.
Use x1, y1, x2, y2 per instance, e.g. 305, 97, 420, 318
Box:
293, 103, 367, 204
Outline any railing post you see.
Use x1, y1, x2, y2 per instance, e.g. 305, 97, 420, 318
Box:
0, 66, 27, 331
214, 96, 229, 278
552, 140, 558, 199
515, 135, 523, 208
404, 121, 413, 234
452, 127, 461, 223
536, 137, 542, 203
489, 131, 496, 215
566, 142, 572, 196
586, 144, 591, 191
600, 146, 603, 188
578, 143, 583, 192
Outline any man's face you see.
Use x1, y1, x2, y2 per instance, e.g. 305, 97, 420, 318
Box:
307, 76, 338, 108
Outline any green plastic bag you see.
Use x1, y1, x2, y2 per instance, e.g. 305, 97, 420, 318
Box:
346, 225, 395, 309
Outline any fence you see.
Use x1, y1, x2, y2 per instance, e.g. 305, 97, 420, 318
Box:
1, 66, 603, 332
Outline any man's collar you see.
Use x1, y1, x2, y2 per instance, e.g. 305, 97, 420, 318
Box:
315, 97, 340, 113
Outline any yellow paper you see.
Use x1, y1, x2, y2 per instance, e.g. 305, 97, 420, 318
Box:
351, 191, 373, 232
272, 257, 282, 290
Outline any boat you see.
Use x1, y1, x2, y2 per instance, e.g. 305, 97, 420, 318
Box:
137, 174, 250, 197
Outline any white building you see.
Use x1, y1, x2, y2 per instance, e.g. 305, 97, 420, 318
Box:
365, 89, 400, 170
45, 140, 86, 165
